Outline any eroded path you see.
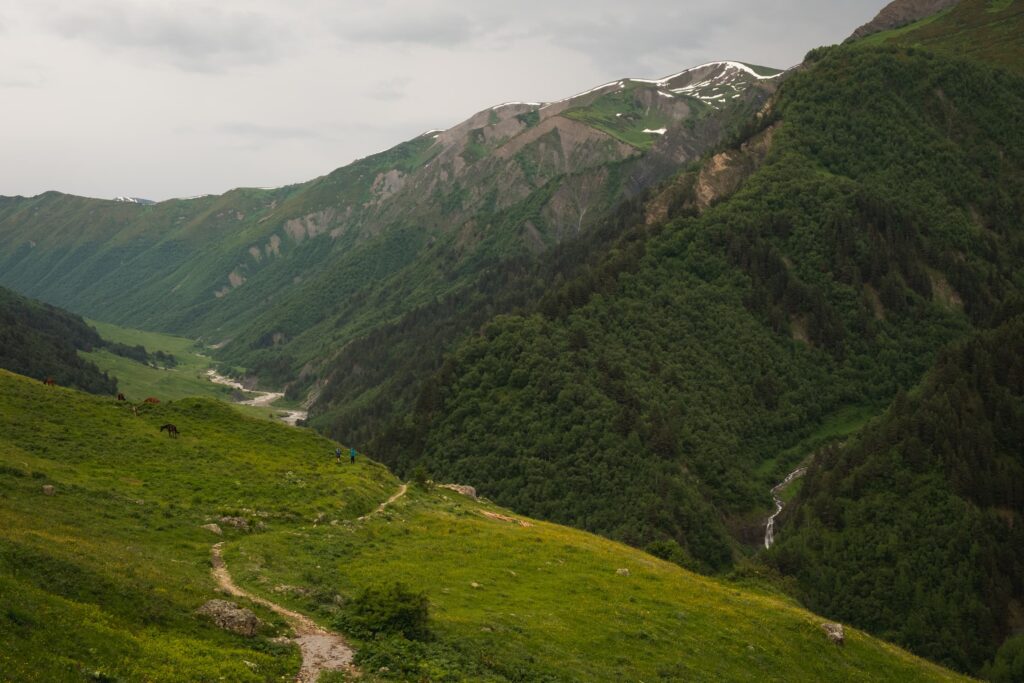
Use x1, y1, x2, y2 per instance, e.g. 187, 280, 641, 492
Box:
359, 483, 408, 520
211, 543, 355, 682
209, 482, 409, 681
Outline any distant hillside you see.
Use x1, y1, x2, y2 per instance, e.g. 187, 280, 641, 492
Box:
852, 0, 1024, 75
770, 316, 1024, 674
0, 286, 116, 394
0, 370, 967, 681
847, 0, 960, 40
0, 61, 779, 392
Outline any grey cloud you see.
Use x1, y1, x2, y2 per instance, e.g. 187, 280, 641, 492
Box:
366, 77, 412, 101
217, 122, 327, 141
48, 2, 286, 72
336, 11, 476, 47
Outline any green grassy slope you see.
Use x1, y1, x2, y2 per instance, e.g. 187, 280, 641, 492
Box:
0, 369, 393, 681
81, 320, 230, 402
0, 370, 966, 681
770, 316, 1024, 674
856, 0, 1024, 74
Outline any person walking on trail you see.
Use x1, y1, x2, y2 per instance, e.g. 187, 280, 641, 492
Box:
349, 446, 357, 464
335, 447, 342, 464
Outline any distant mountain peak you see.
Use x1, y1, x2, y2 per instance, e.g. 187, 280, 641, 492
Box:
113, 195, 155, 205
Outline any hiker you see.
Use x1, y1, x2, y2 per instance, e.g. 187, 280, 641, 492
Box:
349, 446, 357, 464
335, 447, 342, 464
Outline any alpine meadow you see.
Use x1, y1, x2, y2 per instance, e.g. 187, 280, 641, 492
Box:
0, 0, 1022, 681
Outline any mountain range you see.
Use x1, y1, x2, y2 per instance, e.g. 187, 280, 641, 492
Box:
1, 0, 1023, 680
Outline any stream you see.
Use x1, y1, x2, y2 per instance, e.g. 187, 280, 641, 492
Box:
764, 466, 807, 550
206, 370, 308, 426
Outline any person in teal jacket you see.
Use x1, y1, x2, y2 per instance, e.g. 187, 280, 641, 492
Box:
349, 446, 357, 464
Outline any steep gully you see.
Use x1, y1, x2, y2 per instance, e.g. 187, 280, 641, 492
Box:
764, 467, 807, 550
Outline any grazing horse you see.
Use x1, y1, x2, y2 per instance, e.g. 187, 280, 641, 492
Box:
144, 397, 161, 405
117, 393, 126, 401
160, 423, 179, 438
43, 377, 56, 386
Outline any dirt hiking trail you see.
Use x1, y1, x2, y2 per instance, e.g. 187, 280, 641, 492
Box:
208, 482, 409, 681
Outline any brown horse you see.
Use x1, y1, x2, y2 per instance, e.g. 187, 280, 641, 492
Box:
43, 377, 56, 386
144, 397, 161, 405
160, 423, 179, 438
117, 393, 126, 401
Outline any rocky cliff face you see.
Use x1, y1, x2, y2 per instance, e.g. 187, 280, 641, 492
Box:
847, 0, 960, 41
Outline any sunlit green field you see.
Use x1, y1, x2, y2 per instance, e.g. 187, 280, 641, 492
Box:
81, 320, 282, 421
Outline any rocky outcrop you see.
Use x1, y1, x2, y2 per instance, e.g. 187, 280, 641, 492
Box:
694, 122, 779, 211
438, 483, 478, 499
822, 622, 845, 645
41, 485, 55, 496
201, 523, 223, 536
196, 599, 262, 636
847, 0, 959, 41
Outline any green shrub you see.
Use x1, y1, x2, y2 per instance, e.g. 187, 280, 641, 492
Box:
338, 582, 430, 640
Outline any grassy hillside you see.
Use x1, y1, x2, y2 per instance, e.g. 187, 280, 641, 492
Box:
0, 370, 966, 681
770, 316, 1024, 674
856, 0, 1024, 75
0, 369, 393, 681
0, 286, 116, 395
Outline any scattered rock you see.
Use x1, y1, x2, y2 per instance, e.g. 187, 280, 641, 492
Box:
479, 510, 532, 527
822, 622, 845, 646
616, 568, 631, 577
470, 582, 482, 589
219, 516, 250, 531
313, 512, 327, 525
196, 599, 262, 636
439, 483, 478, 499
201, 523, 224, 536
41, 485, 55, 496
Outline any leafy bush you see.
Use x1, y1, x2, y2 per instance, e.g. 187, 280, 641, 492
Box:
338, 582, 430, 641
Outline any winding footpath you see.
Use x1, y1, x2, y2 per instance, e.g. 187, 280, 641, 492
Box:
210, 482, 409, 681
206, 370, 307, 425
764, 467, 807, 550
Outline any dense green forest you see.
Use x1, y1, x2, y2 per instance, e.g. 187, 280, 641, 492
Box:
358, 44, 1024, 579
0, 286, 117, 394
770, 316, 1024, 675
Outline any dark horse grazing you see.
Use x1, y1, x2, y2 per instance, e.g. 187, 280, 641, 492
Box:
160, 423, 179, 438
43, 377, 56, 386
117, 393, 126, 401
144, 397, 161, 405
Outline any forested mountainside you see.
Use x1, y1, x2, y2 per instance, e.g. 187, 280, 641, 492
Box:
0, 61, 778, 390
770, 316, 1024, 675
0, 286, 116, 394
370, 39, 1024, 579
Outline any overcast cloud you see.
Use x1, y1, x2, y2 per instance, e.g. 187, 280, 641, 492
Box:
0, 0, 886, 200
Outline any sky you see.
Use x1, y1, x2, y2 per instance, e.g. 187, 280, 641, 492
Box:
0, 0, 888, 201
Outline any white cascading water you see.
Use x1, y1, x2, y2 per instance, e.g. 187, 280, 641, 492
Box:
764, 467, 807, 549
